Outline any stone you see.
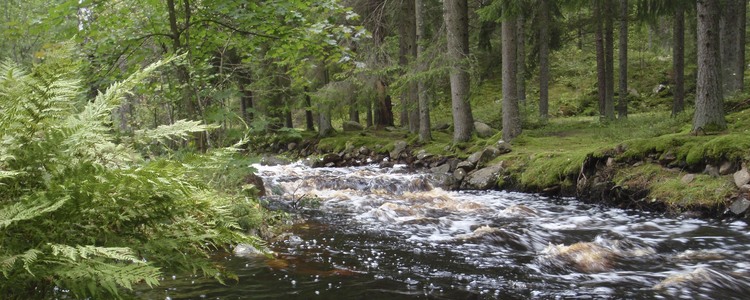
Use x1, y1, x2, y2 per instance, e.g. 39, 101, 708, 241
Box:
729, 197, 750, 215
416, 149, 434, 161
740, 185, 750, 193
456, 160, 475, 171
719, 161, 736, 175
628, 87, 640, 98
652, 83, 668, 94
384, 126, 398, 132
463, 164, 504, 190
606, 157, 615, 167
734, 168, 750, 188
314, 153, 341, 167
287, 142, 297, 151
390, 140, 408, 160
233, 243, 267, 257
342, 121, 364, 131
430, 163, 451, 174
681, 174, 696, 184
358, 146, 370, 155
453, 168, 467, 181
432, 123, 450, 131
660, 151, 676, 164
704, 164, 720, 177
495, 140, 512, 154
467, 146, 501, 169
474, 121, 497, 138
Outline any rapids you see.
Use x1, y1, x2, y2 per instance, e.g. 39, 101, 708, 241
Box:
142, 162, 750, 299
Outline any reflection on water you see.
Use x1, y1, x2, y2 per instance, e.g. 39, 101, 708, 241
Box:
141, 162, 750, 299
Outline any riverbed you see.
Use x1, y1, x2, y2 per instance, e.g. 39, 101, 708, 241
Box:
141, 162, 750, 299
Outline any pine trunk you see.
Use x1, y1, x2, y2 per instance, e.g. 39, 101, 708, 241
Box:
694, 0, 726, 132
595, 1, 606, 119
399, 0, 419, 133
617, 0, 628, 119
416, 0, 431, 142
517, 13, 526, 106
672, 5, 685, 116
444, 0, 474, 143
721, 0, 746, 94
304, 86, 315, 131
539, 0, 550, 121
604, 0, 615, 121
502, 18, 521, 141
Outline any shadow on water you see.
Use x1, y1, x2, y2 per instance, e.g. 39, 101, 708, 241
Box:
140, 163, 750, 299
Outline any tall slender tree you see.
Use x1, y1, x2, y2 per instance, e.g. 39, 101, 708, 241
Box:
517, 12, 527, 106
399, 0, 419, 133
617, 0, 628, 118
538, 0, 551, 121
416, 0, 432, 142
604, 0, 616, 120
595, 1, 607, 119
444, 0, 475, 143
672, 3, 685, 116
693, 0, 726, 132
502, 16, 522, 141
720, 0, 746, 95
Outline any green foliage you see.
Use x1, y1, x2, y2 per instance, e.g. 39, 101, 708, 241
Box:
0, 46, 260, 299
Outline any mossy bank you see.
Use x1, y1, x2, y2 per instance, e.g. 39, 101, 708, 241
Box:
249, 108, 750, 220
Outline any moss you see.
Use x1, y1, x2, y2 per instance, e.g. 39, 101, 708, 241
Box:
652, 175, 734, 210
519, 150, 589, 190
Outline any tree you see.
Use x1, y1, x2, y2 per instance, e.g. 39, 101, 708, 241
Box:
604, 0, 616, 120
595, 1, 607, 120
721, 0, 746, 95
416, 0, 432, 142
693, 0, 726, 132
517, 11, 527, 106
399, 0, 419, 133
503, 15, 522, 141
618, 0, 628, 119
672, 2, 685, 116
538, 0, 551, 121
444, 0, 475, 143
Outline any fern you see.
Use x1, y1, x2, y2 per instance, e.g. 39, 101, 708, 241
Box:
0, 45, 259, 299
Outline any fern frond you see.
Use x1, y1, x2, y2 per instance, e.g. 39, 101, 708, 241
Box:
0, 248, 43, 277
48, 244, 144, 264
0, 196, 68, 229
134, 119, 218, 145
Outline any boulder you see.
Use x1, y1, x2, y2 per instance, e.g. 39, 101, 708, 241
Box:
462, 163, 504, 190
495, 140, 512, 154
734, 167, 750, 188
453, 168, 467, 181
474, 121, 497, 138
358, 146, 370, 156
390, 140, 408, 160
456, 160, 475, 171
342, 121, 364, 131
740, 184, 750, 193
719, 161, 737, 175
467, 146, 501, 169
681, 174, 696, 184
704, 164, 720, 177
432, 123, 450, 131
416, 149, 434, 161
233, 243, 267, 257
728, 197, 750, 216
430, 163, 451, 174
314, 153, 341, 167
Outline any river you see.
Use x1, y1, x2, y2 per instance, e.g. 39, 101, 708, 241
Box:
142, 162, 750, 299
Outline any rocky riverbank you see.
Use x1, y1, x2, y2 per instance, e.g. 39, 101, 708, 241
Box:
254, 134, 750, 220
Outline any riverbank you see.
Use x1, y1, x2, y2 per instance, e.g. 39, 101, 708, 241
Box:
249, 109, 750, 219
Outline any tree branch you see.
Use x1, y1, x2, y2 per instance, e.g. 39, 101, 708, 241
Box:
182, 19, 280, 39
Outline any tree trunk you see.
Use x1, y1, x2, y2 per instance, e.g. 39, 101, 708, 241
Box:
539, 0, 550, 121
672, 4, 685, 116
517, 13, 526, 106
721, 0, 745, 95
349, 95, 359, 123
694, 0, 726, 132
416, 0, 431, 142
366, 98, 373, 127
617, 0, 628, 119
737, 0, 747, 93
604, 0, 615, 121
304, 86, 315, 131
502, 18, 522, 142
370, 0, 393, 128
318, 66, 334, 136
443, 0, 474, 143
399, 0, 419, 133
594, 1, 607, 119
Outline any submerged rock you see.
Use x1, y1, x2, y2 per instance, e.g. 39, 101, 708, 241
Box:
233, 243, 269, 258
653, 267, 750, 294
